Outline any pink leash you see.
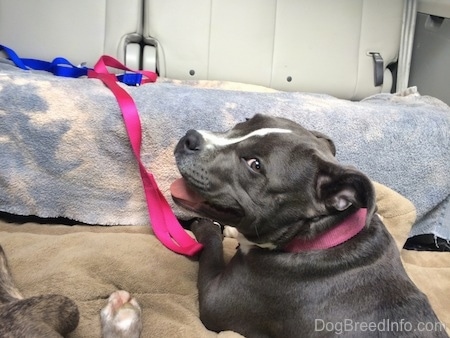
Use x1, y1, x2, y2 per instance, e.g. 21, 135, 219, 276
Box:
88, 56, 203, 256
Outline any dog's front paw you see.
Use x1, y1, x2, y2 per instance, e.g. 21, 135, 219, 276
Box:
100, 290, 142, 338
191, 218, 223, 244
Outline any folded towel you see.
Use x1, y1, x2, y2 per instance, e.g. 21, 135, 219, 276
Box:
0, 60, 449, 239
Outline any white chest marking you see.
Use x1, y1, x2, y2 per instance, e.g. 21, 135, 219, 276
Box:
224, 226, 276, 254
199, 128, 292, 149
237, 233, 277, 254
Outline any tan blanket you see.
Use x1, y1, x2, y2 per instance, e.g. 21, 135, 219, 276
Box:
0, 182, 449, 337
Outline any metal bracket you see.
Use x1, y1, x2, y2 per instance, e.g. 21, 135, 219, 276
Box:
369, 52, 384, 87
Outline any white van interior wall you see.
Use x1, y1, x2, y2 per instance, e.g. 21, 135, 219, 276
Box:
144, 0, 404, 100
0, 0, 143, 67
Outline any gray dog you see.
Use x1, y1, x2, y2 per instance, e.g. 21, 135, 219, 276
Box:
171, 114, 448, 338
0, 243, 141, 337
0, 244, 79, 337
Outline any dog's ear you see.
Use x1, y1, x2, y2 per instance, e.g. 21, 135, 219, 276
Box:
310, 130, 336, 156
316, 159, 376, 215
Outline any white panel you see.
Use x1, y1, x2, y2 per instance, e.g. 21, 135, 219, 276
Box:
105, 0, 143, 62
352, 0, 403, 99
144, 0, 405, 99
0, 0, 142, 67
145, 0, 212, 78
208, 0, 277, 85
271, 0, 362, 98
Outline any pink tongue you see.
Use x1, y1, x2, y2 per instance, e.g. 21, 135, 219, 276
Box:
170, 178, 205, 209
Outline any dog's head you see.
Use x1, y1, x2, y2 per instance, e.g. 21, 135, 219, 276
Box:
171, 114, 376, 247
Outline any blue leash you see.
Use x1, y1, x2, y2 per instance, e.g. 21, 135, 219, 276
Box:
0, 44, 142, 86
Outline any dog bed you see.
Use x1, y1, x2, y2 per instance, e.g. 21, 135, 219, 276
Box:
1, 182, 449, 337
0, 59, 449, 336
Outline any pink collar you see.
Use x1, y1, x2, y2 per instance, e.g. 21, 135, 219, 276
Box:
283, 208, 368, 252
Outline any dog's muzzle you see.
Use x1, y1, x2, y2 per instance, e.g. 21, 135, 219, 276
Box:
171, 129, 245, 223
171, 129, 209, 214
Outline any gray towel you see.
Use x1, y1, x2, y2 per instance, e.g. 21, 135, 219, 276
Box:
0, 61, 449, 239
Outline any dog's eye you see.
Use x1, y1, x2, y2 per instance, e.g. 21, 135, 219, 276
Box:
246, 158, 262, 172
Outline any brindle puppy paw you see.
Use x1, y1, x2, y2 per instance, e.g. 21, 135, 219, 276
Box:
100, 290, 142, 338
191, 218, 223, 244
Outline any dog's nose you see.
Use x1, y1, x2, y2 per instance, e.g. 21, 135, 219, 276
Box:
182, 129, 204, 152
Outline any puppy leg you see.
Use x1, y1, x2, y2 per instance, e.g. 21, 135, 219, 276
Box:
0, 245, 23, 303
191, 219, 225, 294
101, 290, 142, 338
1, 245, 79, 336
0, 294, 80, 337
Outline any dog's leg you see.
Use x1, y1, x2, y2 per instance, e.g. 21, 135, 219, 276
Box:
191, 219, 230, 332
0, 245, 79, 337
100, 290, 142, 338
0, 294, 80, 337
191, 219, 225, 295
0, 245, 23, 304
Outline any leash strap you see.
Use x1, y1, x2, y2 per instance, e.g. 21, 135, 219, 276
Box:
88, 57, 203, 255
1, 44, 203, 256
1, 45, 142, 86
1, 44, 90, 78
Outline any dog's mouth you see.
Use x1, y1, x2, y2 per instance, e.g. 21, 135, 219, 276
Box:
170, 178, 243, 223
